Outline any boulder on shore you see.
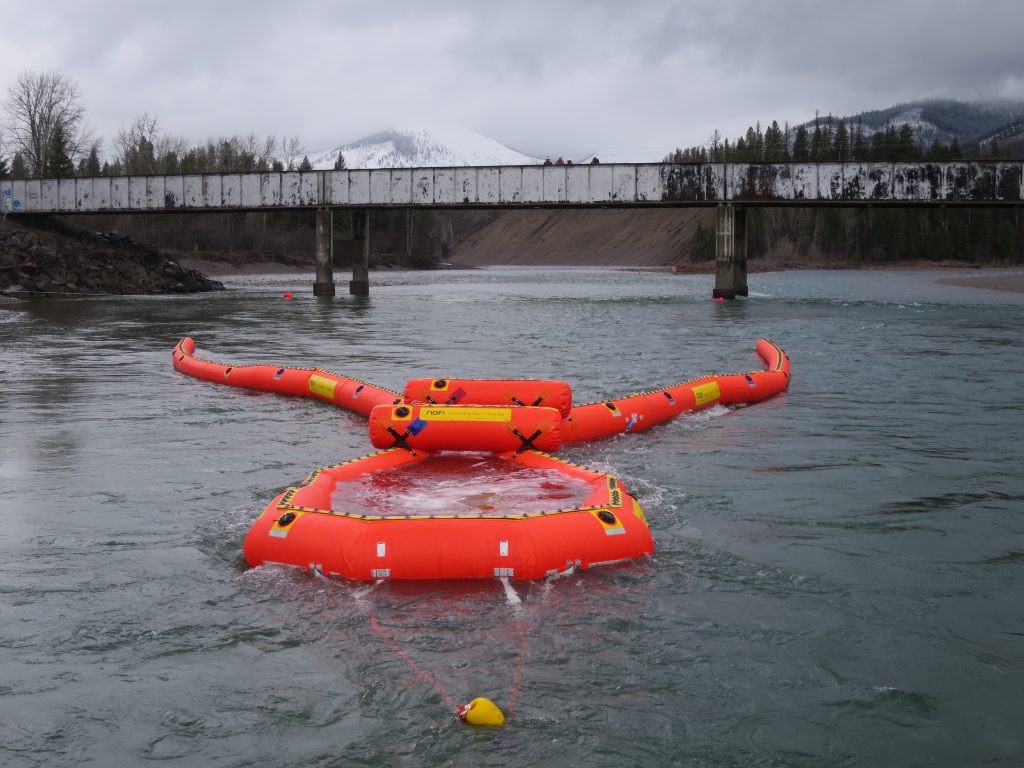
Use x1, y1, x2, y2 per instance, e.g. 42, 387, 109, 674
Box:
0, 216, 224, 296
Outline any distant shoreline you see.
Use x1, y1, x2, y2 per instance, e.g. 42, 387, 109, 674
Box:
935, 273, 1024, 294
177, 255, 1024, 295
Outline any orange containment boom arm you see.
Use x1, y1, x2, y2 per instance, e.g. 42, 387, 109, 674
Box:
562, 338, 790, 444
173, 337, 790, 445
172, 337, 402, 417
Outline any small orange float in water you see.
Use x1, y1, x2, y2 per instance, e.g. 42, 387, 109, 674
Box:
283, 292, 293, 299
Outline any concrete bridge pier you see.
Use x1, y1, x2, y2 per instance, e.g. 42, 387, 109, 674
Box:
350, 209, 370, 296
713, 204, 748, 299
313, 207, 335, 296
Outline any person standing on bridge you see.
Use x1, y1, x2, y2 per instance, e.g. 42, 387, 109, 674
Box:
555, 157, 565, 166
543, 157, 553, 166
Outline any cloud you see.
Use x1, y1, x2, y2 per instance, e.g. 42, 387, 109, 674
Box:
2, 0, 1023, 161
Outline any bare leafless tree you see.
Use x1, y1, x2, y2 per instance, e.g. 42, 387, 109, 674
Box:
708, 130, 723, 162
282, 136, 304, 170
4, 70, 92, 177
115, 112, 160, 167
259, 134, 277, 168
155, 133, 188, 172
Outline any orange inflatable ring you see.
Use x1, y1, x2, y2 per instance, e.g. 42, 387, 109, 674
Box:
243, 449, 653, 580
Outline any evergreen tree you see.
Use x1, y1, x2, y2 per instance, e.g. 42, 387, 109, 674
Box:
949, 136, 963, 159
871, 128, 897, 161
852, 121, 867, 161
85, 145, 101, 176
11, 153, 27, 179
45, 123, 75, 177
334, 150, 346, 170
126, 136, 157, 175
298, 155, 313, 171
792, 126, 810, 161
0, 154, 9, 179
763, 120, 785, 161
219, 140, 236, 171
833, 120, 850, 162
271, 159, 284, 172
810, 125, 828, 161
896, 124, 919, 160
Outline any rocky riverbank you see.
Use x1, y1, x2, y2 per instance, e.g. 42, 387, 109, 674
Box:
0, 216, 224, 297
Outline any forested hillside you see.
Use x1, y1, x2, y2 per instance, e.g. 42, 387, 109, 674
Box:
663, 116, 1022, 267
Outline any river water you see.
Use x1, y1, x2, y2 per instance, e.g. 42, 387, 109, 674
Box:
1, 267, 1022, 767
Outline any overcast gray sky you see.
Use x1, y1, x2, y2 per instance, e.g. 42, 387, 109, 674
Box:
3, 0, 1023, 160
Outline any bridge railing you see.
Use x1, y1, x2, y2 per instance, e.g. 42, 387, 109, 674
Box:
2, 162, 1021, 214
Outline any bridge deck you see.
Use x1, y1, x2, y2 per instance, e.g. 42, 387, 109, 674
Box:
2, 162, 1022, 215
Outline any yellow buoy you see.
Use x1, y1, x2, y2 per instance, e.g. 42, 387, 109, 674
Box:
457, 697, 505, 726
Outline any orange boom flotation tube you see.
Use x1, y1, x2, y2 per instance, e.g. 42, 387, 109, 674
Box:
403, 378, 574, 418
562, 339, 790, 443
173, 337, 401, 417
243, 449, 653, 581
174, 337, 790, 444
368, 404, 563, 454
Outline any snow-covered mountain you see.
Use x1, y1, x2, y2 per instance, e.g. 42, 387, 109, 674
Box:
795, 99, 1024, 147
303, 126, 539, 169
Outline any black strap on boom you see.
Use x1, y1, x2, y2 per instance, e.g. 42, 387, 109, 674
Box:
510, 395, 544, 407
512, 428, 543, 456
386, 426, 417, 456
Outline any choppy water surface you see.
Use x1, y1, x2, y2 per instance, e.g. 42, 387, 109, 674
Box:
330, 454, 594, 518
1, 267, 1022, 767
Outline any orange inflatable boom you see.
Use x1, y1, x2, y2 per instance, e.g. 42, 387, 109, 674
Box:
562, 339, 790, 443
369, 404, 564, 454
173, 337, 790, 443
403, 377, 574, 417
173, 337, 401, 418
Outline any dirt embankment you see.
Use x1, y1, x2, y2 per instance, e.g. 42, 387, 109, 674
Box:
172, 250, 314, 277
0, 216, 224, 296
450, 208, 715, 267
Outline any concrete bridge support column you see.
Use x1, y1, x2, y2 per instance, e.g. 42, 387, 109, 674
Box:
713, 204, 748, 299
350, 209, 370, 296
313, 207, 335, 296
734, 206, 748, 297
